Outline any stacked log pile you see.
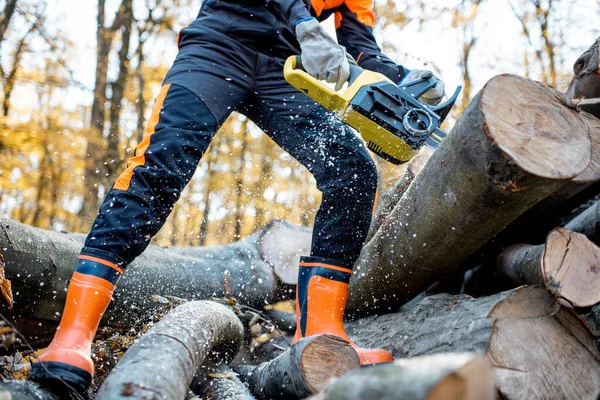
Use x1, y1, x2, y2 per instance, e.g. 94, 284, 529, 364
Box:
0, 37, 599, 399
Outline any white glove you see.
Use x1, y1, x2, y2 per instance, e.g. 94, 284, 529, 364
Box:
296, 18, 350, 91
403, 69, 445, 106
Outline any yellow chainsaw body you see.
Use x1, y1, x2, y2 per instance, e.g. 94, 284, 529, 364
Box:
283, 56, 418, 163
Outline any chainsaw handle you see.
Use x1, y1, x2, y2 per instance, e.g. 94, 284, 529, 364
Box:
292, 56, 363, 88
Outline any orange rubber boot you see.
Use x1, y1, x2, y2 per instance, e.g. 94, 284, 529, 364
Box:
292, 256, 393, 365
29, 255, 122, 393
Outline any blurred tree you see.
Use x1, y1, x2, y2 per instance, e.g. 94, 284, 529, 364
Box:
452, 0, 485, 110
509, 0, 558, 86
80, 0, 134, 226
0, 0, 18, 46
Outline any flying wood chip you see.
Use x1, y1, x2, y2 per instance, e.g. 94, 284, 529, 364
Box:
0, 253, 13, 310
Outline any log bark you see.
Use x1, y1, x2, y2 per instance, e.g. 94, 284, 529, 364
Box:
0, 381, 57, 400
566, 37, 600, 119
0, 218, 310, 335
496, 228, 600, 307
366, 151, 431, 243
244, 334, 360, 400
191, 360, 255, 400
96, 300, 244, 400
346, 286, 600, 399
309, 353, 495, 400
565, 199, 600, 244
348, 74, 591, 318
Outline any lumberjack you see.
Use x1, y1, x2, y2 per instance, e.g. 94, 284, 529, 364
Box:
29, 0, 445, 392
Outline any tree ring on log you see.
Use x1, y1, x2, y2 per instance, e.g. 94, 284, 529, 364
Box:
542, 228, 600, 308
481, 74, 590, 179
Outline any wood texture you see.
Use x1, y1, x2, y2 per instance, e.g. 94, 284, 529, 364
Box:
96, 301, 244, 400
367, 152, 431, 242
309, 353, 495, 400
497, 228, 600, 307
245, 334, 360, 400
346, 286, 600, 399
348, 75, 591, 318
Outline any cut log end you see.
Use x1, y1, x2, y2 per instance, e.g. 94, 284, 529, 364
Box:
543, 228, 600, 308
481, 74, 590, 179
301, 335, 360, 393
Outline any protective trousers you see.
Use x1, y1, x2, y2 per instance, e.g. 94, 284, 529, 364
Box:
83, 28, 378, 272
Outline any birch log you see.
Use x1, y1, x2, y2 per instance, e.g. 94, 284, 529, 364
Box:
348, 74, 591, 317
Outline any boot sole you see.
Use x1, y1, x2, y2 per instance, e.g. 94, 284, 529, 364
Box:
29, 361, 91, 394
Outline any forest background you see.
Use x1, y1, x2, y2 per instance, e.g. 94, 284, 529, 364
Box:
0, 0, 598, 247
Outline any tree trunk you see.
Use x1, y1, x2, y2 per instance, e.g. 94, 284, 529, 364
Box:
96, 301, 244, 400
0, 0, 18, 46
565, 37, 600, 119
348, 74, 591, 318
309, 353, 495, 400
496, 228, 600, 308
346, 286, 600, 400
244, 334, 360, 400
0, 218, 311, 337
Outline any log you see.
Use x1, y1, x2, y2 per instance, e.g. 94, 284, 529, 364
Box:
496, 228, 600, 307
565, 199, 600, 244
96, 300, 244, 400
348, 74, 591, 317
191, 359, 255, 400
0, 381, 58, 400
243, 334, 360, 400
366, 151, 431, 243
309, 353, 495, 400
0, 218, 310, 334
346, 286, 600, 399
566, 37, 600, 119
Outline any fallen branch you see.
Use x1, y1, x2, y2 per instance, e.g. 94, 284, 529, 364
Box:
96, 301, 244, 400
309, 353, 495, 400
348, 74, 591, 318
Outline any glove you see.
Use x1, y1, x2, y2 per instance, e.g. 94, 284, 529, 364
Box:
296, 18, 350, 91
403, 69, 445, 106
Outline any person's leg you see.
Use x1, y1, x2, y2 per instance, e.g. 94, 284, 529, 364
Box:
248, 54, 392, 364
30, 40, 254, 391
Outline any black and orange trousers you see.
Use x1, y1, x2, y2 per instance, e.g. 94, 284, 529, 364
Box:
81, 27, 378, 273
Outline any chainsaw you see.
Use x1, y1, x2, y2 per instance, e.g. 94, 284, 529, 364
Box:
283, 56, 461, 165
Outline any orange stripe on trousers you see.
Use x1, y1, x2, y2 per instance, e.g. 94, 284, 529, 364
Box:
114, 84, 171, 191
